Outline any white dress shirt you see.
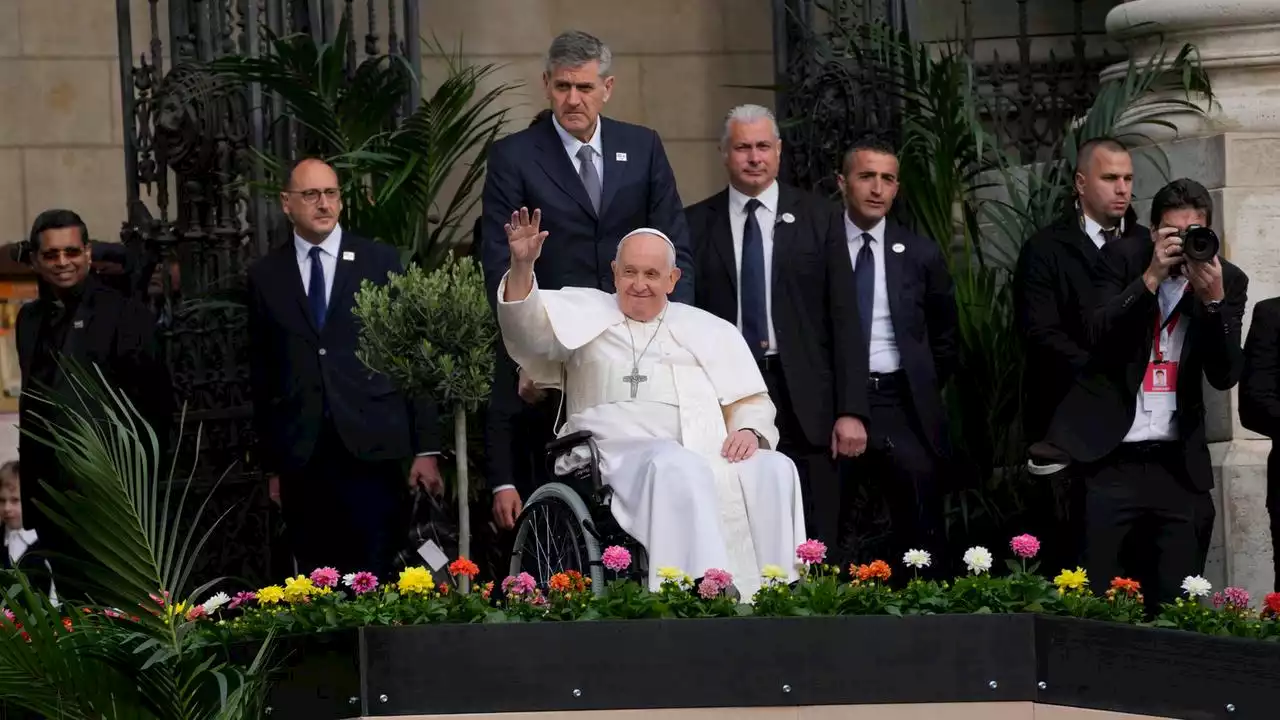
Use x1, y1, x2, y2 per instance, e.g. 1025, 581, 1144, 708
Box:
1121, 276, 1189, 443
295, 223, 343, 301
1082, 214, 1109, 250
843, 215, 901, 373
552, 114, 604, 182
729, 181, 779, 356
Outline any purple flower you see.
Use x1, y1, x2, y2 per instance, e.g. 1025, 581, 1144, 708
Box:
346, 571, 379, 595
602, 546, 632, 572
227, 591, 257, 611
698, 568, 734, 599
309, 567, 340, 589
1222, 586, 1251, 609
796, 539, 827, 565
1009, 534, 1041, 560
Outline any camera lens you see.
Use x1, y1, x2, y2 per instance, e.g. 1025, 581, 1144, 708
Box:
1182, 225, 1219, 263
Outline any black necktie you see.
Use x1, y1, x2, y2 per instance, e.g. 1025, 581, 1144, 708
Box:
853, 233, 875, 348
308, 245, 328, 329
740, 198, 768, 358
1101, 226, 1120, 244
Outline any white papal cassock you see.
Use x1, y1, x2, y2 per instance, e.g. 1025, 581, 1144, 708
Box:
497, 273, 807, 597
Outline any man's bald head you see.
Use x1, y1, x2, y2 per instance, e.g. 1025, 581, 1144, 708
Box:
612, 229, 682, 322
1076, 137, 1128, 175
1074, 137, 1134, 226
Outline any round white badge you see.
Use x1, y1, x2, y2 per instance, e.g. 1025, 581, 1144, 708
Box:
892, 243, 906, 254
780, 212, 795, 224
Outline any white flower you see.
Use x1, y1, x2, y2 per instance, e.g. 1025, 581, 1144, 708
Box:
201, 592, 231, 614
342, 572, 357, 587
903, 549, 932, 569
1181, 575, 1212, 598
962, 546, 993, 575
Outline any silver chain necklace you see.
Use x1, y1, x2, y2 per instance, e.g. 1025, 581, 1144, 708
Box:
621, 307, 667, 399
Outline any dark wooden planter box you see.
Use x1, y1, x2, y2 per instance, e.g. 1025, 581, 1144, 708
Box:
255, 615, 1280, 719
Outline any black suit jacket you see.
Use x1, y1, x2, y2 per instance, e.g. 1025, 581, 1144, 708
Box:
247, 232, 440, 473
16, 277, 171, 465
1239, 296, 1280, 507
1013, 207, 1150, 442
1046, 236, 1248, 490
685, 184, 867, 446
479, 115, 694, 304
831, 220, 959, 455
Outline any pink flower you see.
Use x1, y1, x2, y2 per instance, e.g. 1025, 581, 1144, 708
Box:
698, 568, 734, 599
347, 571, 379, 595
602, 546, 632, 572
1009, 534, 1041, 560
1219, 586, 1250, 609
796, 539, 827, 565
2, 609, 13, 623
501, 572, 537, 596
227, 591, 257, 610
185, 605, 207, 621
310, 567, 340, 588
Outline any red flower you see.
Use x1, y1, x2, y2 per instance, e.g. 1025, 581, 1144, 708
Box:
448, 558, 480, 578
61, 617, 73, 633
1109, 577, 1141, 597
437, 582, 451, 596
1262, 592, 1280, 618
548, 573, 572, 593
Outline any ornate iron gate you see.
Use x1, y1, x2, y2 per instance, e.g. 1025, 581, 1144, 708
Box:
114, 0, 423, 586
771, 0, 1114, 193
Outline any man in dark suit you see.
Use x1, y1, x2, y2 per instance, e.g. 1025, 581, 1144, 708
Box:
481, 30, 693, 527
1042, 178, 1247, 609
1015, 138, 1148, 447
14, 208, 171, 582
1239, 297, 1280, 591
832, 137, 959, 566
249, 158, 443, 576
685, 104, 868, 554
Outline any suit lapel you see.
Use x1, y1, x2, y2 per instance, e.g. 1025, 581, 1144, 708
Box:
883, 223, 906, 332
708, 190, 737, 304
772, 186, 799, 291
327, 234, 360, 326
534, 120, 597, 219
599, 118, 624, 218
16, 302, 42, 379
279, 244, 320, 337
60, 286, 95, 364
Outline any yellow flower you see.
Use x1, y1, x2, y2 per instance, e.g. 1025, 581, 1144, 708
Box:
656, 566, 683, 582
761, 564, 787, 582
283, 575, 318, 604
170, 602, 187, 618
1054, 567, 1089, 594
397, 566, 435, 596
257, 585, 285, 605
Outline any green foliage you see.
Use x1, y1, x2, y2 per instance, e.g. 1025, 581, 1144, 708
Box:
0, 361, 273, 718
210, 15, 517, 266
352, 258, 497, 415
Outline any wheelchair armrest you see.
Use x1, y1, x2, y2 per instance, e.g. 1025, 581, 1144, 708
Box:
546, 430, 594, 455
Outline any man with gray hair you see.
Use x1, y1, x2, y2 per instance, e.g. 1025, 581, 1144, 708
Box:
685, 104, 868, 557
496, 209, 805, 596
481, 30, 694, 529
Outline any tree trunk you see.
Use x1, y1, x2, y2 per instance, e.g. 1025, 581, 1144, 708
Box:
454, 402, 470, 593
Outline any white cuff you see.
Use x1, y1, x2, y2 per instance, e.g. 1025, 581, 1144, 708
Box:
415, 451, 441, 457
492, 484, 517, 494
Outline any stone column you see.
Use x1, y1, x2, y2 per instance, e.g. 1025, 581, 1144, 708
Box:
1105, 0, 1280, 601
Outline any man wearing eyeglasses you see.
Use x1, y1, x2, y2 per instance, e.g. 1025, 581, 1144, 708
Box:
247, 157, 443, 578
14, 208, 172, 586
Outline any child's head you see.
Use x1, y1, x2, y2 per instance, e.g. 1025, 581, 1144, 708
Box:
0, 462, 21, 530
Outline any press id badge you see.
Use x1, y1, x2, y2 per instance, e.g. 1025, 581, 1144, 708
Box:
1142, 361, 1178, 412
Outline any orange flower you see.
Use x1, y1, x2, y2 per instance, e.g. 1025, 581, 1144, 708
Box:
61, 617, 73, 633
448, 558, 480, 578
856, 560, 892, 583
549, 573, 572, 592
1109, 577, 1141, 596
437, 583, 451, 595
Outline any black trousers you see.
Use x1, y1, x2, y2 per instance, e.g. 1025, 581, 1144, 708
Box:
758, 357, 838, 556
1269, 451, 1280, 592
1078, 442, 1212, 612
279, 420, 407, 578
839, 372, 942, 572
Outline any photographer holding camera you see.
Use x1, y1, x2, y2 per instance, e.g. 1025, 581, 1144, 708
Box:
1035, 178, 1247, 612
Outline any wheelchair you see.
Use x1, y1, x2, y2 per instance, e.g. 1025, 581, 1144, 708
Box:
508, 430, 648, 594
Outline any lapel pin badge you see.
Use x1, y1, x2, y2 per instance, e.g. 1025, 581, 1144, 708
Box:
615, 152, 627, 162
342, 251, 355, 261
780, 212, 796, 224
892, 243, 906, 254
73, 320, 84, 329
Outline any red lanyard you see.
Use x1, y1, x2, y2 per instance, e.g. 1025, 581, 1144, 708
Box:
1154, 310, 1180, 364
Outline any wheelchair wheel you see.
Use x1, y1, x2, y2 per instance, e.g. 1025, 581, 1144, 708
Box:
508, 483, 606, 594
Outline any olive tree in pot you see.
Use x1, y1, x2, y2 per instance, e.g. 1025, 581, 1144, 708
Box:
352, 258, 496, 588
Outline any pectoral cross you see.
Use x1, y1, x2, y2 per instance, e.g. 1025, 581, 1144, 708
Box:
622, 366, 648, 399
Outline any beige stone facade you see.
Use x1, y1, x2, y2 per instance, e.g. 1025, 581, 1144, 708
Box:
0, 0, 775, 245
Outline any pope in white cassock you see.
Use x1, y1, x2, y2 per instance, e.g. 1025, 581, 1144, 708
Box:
496, 208, 807, 597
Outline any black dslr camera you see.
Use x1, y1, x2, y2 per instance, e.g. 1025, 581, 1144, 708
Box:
1180, 224, 1220, 263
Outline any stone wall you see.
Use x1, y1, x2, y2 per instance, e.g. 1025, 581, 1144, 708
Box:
0, 0, 776, 245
